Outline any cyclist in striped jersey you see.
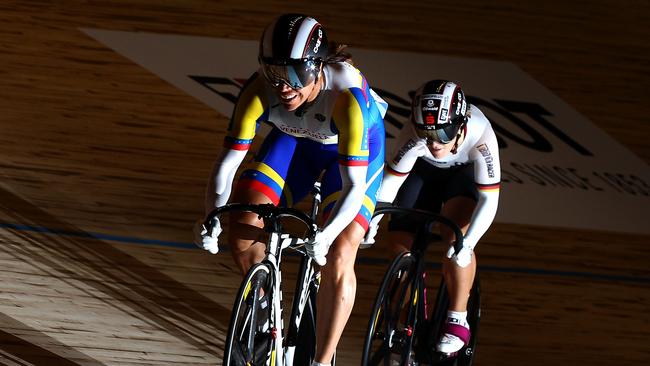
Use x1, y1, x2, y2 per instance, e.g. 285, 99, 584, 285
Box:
196, 14, 387, 366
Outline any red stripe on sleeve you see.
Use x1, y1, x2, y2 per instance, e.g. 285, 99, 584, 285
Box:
387, 166, 409, 177
477, 182, 500, 191
339, 159, 369, 167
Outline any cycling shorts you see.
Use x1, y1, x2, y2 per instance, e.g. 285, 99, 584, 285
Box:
235, 128, 384, 229
388, 158, 478, 232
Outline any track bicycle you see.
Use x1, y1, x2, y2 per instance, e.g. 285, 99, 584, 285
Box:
361, 206, 480, 366
206, 183, 335, 365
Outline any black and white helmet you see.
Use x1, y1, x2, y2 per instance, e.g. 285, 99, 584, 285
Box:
411, 80, 468, 144
259, 14, 328, 89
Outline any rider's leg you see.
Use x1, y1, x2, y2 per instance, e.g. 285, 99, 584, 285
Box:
438, 196, 476, 352
385, 230, 414, 258
314, 221, 365, 363
440, 196, 476, 311
225, 129, 301, 275
385, 159, 433, 258
228, 188, 273, 275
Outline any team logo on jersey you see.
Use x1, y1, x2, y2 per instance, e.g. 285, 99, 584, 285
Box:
477, 143, 496, 179
393, 139, 418, 165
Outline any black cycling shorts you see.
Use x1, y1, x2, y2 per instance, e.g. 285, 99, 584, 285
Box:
388, 158, 478, 232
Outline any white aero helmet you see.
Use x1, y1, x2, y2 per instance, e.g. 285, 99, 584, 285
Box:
258, 14, 328, 89
411, 80, 468, 144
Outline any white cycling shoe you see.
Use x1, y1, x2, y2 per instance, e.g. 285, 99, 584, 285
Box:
435, 317, 471, 354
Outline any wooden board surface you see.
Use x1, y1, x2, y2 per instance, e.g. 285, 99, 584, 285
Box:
1, 1, 648, 365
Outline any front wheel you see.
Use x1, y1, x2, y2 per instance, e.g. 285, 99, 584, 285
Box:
291, 280, 317, 365
361, 252, 418, 365
223, 263, 274, 366
292, 273, 337, 366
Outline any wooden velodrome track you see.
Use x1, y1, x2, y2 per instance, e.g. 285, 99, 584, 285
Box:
1, 1, 648, 365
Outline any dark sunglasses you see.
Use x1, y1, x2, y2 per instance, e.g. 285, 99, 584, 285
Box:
259, 57, 321, 90
416, 123, 462, 144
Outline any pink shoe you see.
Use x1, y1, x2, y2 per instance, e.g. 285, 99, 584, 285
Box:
435, 318, 470, 354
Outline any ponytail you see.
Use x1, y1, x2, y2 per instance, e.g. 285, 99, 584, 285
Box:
324, 42, 353, 65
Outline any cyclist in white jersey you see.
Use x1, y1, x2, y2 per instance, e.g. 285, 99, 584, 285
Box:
365, 80, 501, 354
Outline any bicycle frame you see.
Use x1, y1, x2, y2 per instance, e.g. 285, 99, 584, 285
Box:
210, 183, 322, 366
284, 253, 319, 362
262, 229, 316, 365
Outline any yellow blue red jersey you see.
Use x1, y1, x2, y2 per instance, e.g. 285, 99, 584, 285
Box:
214, 61, 387, 236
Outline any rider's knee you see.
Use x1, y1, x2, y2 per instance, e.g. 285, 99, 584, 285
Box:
324, 247, 355, 271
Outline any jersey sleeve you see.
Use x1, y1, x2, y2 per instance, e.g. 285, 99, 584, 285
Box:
210, 74, 268, 209
224, 74, 267, 151
464, 120, 501, 250
320, 87, 371, 240
377, 125, 424, 203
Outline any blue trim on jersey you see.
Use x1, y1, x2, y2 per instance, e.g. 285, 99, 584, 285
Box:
257, 108, 269, 125
224, 136, 253, 144
330, 120, 339, 135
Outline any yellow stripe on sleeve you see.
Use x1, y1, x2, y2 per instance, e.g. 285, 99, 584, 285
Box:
229, 75, 267, 140
332, 90, 369, 158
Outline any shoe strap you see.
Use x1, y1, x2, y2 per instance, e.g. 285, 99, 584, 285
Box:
443, 323, 471, 345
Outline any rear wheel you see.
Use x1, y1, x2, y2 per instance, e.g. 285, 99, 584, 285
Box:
223, 263, 274, 366
361, 252, 418, 365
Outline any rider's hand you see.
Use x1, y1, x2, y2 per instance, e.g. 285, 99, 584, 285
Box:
446, 245, 473, 268
306, 230, 334, 266
193, 218, 222, 254
360, 214, 384, 249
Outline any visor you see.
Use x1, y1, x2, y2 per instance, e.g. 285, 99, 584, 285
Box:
416, 123, 462, 144
260, 57, 321, 89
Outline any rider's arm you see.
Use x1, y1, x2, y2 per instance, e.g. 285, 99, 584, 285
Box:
319, 89, 370, 240
208, 74, 267, 211
463, 126, 501, 250
377, 126, 424, 204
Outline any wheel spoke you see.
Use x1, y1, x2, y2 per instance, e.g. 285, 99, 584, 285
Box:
232, 341, 248, 364
363, 254, 419, 365
368, 339, 391, 365
224, 264, 273, 366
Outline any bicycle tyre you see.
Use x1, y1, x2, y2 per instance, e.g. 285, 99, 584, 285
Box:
361, 252, 418, 366
292, 281, 317, 365
292, 275, 338, 366
223, 263, 274, 366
